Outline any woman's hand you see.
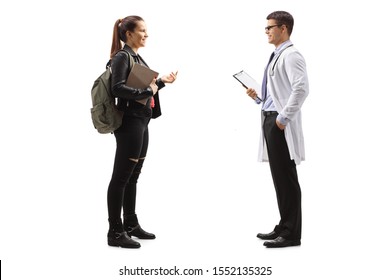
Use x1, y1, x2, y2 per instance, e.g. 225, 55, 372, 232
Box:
161, 71, 178, 84
150, 78, 158, 95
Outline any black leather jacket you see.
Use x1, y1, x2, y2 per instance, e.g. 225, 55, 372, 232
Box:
110, 44, 165, 118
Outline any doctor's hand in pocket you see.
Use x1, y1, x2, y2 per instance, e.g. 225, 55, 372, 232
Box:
276, 119, 286, 130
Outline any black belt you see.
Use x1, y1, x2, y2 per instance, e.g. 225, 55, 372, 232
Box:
262, 111, 278, 116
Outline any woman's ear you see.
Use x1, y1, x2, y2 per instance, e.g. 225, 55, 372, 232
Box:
126, 30, 132, 39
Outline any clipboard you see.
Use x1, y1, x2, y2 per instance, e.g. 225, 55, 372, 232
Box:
233, 70, 262, 102
126, 63, 159, 89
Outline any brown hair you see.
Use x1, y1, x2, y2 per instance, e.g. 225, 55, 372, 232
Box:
110, 15, 144, 58
266, 11, 294, 36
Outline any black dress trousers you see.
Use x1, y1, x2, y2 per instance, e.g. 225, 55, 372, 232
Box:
263, 113, 302, 241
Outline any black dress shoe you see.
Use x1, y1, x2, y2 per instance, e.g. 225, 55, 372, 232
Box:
127, 225, 156, 239
108, 231, 141, 248
263, 237, 301, 248
257, 231, 279, 240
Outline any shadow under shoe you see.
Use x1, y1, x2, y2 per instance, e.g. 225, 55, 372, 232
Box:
126, 224, 156, 239
107, 231, 141, 248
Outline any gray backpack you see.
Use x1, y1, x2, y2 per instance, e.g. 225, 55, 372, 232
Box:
90, 50, 133, 133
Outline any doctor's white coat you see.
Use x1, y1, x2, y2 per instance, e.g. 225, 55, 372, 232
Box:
258, 45, 309, 165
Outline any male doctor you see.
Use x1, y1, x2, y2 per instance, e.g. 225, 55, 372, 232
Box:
246, 11, 309, 248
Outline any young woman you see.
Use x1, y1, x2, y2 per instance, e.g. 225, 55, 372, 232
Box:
107, 15, 177, 248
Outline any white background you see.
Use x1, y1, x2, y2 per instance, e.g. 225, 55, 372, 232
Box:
1, 0, 389, 279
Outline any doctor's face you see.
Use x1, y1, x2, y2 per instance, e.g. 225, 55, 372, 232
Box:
265, 19, 284, 47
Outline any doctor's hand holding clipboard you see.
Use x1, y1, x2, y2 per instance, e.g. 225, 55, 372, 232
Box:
233, 70, 262, 104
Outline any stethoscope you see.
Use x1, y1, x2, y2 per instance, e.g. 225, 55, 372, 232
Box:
269, 44, 293, 76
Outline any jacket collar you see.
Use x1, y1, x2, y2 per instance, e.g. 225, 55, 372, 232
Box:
123, 44, 138, 59
268, 40, 294, 76
274, 40, 293, 56
122, 44, 148, 67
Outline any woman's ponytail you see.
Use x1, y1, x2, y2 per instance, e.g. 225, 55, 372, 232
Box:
110, 19, 123, 58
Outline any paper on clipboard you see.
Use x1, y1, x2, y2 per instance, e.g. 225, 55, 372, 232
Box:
233, 70, 262, 101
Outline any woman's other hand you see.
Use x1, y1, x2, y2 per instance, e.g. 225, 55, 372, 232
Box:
161, 71, 178, 84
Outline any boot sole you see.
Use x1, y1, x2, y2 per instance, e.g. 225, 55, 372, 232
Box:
108, 240, 141, 249
129, 234, 156, 240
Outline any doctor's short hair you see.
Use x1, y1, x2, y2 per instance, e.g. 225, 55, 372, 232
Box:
267, 11, 294, 36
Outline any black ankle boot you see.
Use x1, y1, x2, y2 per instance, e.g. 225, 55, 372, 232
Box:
126, 224, 156, 239
107, 220, 141, 248
107, 230, 141, 248
124, 214, 156, 239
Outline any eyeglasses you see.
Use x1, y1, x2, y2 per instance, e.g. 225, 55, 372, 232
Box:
265, 24, 282, 31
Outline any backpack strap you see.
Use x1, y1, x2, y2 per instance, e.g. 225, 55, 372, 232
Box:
106, 49, 135, 70
118, 49, 135, 71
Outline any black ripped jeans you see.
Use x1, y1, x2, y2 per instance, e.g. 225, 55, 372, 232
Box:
107, 115, 150, 230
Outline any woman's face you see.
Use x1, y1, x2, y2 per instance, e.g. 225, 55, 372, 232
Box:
127, 21, 148, 49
